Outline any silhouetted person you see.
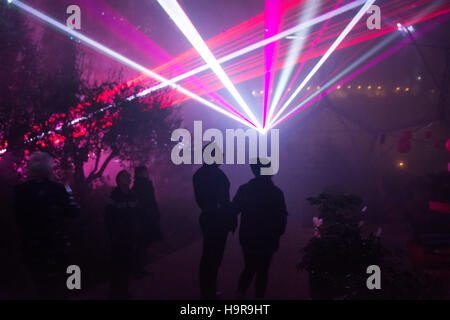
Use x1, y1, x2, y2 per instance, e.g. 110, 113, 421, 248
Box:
132, 166, 162, 277
232, 159, 288, 299
14, 152, 79, 299
105, 170, 138, 299
193, 144, 237, 299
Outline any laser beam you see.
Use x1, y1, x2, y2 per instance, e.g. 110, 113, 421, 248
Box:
137, 0, 368, 99
271, 6, 449, 130
263, 0, 283, 128
9, 0, 259, 131
267, 0, 319, 123
157, 0, 261, 129
268, 0, 376, 129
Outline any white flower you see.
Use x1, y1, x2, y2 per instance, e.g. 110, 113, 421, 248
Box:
313, 217, 323, 227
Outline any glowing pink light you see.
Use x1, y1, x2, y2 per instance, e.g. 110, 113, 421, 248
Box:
263, 0, 282, 128
269, 0, 377, 129
270, 0, 342, 123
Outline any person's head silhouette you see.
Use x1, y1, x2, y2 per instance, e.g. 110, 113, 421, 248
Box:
250, 158, 272, 178
134, 166, 149, 180
28, 151, 53, 179
202, 142, 223, 166
116, 169, 131, 190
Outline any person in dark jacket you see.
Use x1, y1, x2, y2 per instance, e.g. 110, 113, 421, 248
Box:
132, 165, 162, 277
105, 169, 138, 299
193, 144, 237, 300
14, 152, 79, 299
232, 159, 288, 299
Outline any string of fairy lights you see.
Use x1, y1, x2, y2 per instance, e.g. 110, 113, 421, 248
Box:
250, 76, 435, 97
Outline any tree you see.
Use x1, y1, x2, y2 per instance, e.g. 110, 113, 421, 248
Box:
0, 2, 82, 165
24, 82, 180, 193
0, 2, 40, 159
1, 4, 180, 191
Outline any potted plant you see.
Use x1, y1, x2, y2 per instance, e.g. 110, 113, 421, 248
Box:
298, 193, 383, 299
298, 192, 445, 299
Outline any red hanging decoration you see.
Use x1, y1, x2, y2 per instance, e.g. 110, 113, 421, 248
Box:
397, 137, 411, 153
397, 132, 412, 153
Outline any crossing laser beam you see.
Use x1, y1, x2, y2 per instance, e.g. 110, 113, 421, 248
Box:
270, 4, 449, 130
157, 0, 261, 129
267, 0, 319, 123
268, 0, 376, 129
9, 0, 259, 131
137, 0, 368, 99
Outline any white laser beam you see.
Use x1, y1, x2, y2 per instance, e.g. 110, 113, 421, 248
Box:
157, 0, 261, 129
267, 0, 318, 122
138, 0, 367, 100
10, 0, 259, 131
269, 0, 376, 128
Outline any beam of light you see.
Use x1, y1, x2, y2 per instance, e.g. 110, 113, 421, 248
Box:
263, 0, 283, 128
79, 0, 442, 110
10, 0, 379, 148
270, 0, 344, 123
1, 1, 447, 156
271, 11, 449, 130
273, 33, 401, 129
169, 0, 441, 99
156, 0, 261, 129
268, 0, 376, 130
135, 3, 450, 108
267, 0, 319, 124
137, 0, 368, 98
9, 0, 259, 131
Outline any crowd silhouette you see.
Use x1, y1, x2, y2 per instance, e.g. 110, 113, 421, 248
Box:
13, 147, 288, 300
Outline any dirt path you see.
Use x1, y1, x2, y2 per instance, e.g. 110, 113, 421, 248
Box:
76, 217, 311, 300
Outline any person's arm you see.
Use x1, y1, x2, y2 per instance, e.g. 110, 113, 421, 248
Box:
61, 184, 80, 218
193, 174, 208, 211
277, 191, 288, 236
148, 181, 160, 220
230, 186, 245, 233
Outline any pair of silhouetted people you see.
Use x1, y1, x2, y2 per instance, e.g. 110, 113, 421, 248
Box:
193, 153, 287, 299
106, 166, 161, 299
14, 152, 79, 299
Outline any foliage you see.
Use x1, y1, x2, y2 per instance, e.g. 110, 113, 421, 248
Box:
298, 192, 441, 299
21, 82, 180, 191
298, 193, 381, 286
0, 5, 180, 191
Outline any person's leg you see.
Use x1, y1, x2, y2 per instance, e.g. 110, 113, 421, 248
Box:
134, 234, 149, 276
254, 253, 273, 299
200, 231, 228, 299
238, 251, 257, 297
211, 231, 228, 297
109, 243, 132, 299
199, 234, 213, 299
